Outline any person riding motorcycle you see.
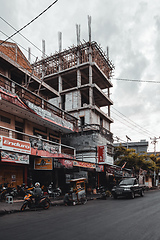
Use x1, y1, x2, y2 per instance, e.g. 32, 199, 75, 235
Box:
32, 182, 43, 205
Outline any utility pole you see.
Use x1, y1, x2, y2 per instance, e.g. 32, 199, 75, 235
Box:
150, 137, 160, 154
150, 136, 160, 186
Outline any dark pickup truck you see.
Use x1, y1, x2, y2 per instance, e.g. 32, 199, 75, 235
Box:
111, 177, 145, 199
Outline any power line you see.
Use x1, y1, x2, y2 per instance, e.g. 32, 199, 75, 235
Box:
111, 113, 151, 138
0, 0, 58, 46
0, 30, 38, 60
112, 78, 160, 84
112, 107, 155, 136
0, 16, 48, 59
111, 108, 157, 138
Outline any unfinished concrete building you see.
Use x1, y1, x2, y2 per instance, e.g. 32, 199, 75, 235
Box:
32, 32, 114, 165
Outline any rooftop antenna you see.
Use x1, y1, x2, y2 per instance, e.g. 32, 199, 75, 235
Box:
126, 135, 131, 149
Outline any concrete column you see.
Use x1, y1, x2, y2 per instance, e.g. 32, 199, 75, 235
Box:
89, 65, 93, 105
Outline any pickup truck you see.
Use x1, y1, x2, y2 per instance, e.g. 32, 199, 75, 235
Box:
111, 177, 145, 199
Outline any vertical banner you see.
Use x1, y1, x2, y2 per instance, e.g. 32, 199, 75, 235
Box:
98, 145, 114, 165
98, 146, 105, 163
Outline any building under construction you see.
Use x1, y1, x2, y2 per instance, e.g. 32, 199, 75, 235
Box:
32, 31, 115, 167
0, 19, 116, 190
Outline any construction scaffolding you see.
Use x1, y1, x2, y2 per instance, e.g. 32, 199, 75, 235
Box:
32, 41, 114, 81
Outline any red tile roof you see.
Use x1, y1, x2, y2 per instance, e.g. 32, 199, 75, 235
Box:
0, 40, 32, 73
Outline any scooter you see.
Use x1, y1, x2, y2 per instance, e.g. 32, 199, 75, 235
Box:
47, 183, 62, 198
0, 183, 17, 201
20, 191, 50, 211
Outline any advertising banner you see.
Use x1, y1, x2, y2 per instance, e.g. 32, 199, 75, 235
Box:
73, 161, 96, 169
97, 146, 105, 163
0, 136, 31, 154
58, 159, 73, 169
34, 157, 53, 170
1, 150, 29, 164
98, 145, 114, 165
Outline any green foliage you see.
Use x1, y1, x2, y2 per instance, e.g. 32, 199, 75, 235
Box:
114, 145, 157, 174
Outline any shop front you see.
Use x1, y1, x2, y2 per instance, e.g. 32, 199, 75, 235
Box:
0, 136, 30, 187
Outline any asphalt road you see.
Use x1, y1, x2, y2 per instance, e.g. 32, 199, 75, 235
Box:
1, 190, 160, 240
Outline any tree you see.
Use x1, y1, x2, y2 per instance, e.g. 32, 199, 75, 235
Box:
114, 145, 156, 174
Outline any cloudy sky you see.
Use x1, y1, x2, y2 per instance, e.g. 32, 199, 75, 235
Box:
1, 0, 160, 152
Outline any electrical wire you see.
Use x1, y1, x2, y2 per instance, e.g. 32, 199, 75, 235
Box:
112, 107, 155, 136
0, 30, 38, 60
112, 78, 160, 84
111, 108, 158, 140
0, 0, 58, 46
0, 16, 48, 58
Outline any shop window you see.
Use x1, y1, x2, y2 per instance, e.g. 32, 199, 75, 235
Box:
100, 117, 103, 128
80, 116, 85, 126
15, 121, 24, 140
49, 133, 60, 143
61, 95, 65, 110
0, 115, 11, 124
33, 128, 47, 139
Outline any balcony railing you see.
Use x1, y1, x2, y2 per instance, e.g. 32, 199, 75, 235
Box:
79, 124, 113, 142
0, 73, 78, 132
0, 126, 76, 159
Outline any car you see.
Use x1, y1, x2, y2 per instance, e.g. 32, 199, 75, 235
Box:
111, 177, 145, 199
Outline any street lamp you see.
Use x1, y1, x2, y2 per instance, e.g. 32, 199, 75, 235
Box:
126, 135, 131, 149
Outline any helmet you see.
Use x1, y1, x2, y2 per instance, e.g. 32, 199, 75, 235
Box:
35, 182, 40, 188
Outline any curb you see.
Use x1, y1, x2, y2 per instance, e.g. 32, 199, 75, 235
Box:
0, 195, 102, 216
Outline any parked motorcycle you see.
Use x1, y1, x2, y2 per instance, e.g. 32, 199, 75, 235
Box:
20, 191, 50, 211
47, 183, 62, 198
96, 186, 110, 200
0, 183, 17, 201
17, 183, 26, 197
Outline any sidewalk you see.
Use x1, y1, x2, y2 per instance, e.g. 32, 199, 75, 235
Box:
0, 194, 101, 216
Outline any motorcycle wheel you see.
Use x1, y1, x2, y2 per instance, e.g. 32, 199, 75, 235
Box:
21, 202, 28, 211
81, 194, 87, 205
43, 200, 50, 210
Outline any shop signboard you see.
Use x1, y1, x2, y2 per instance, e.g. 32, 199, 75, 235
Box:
106, 165, 123, 177
97, 146, 105, 163
96, 165, 104, 172
0, 136, 31, 154
73, 161, 96, 169
34, 157, 53, 170
58, 159, 73, 169
26, 101, 74, 131
1, 150, 29, 164
98, 145, 114, 165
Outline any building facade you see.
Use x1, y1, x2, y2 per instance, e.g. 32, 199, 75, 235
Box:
0, 41, 79, 192
32, 40, 115, 188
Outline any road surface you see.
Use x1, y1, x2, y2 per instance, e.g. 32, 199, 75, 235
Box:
1, 190, 160, 240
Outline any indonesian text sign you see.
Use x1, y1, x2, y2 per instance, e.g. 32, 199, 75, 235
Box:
0, 136, 31, 154
73, 161, 96, 169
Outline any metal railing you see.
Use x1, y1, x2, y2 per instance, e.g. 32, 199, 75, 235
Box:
0, 73, 78, 131
0, 126, 76, 158
79, 124, 113, 142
